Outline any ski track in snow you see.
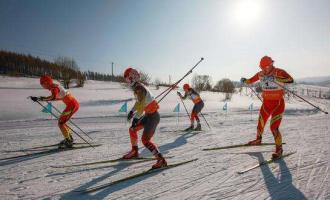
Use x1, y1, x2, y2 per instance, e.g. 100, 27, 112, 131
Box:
1, 78, 330, 200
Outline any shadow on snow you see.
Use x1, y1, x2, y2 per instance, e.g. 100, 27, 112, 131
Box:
58, 131, 199, 199
247, 152, 307, 200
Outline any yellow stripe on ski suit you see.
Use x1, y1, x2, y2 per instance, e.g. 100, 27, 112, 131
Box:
59, 109, 74, 139
270, 114, 283, 126
257, 115, 265, 137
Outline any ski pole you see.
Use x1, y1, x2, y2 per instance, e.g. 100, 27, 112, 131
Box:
131, 58, 204, 128
178, 95, 191, 120
244, 84, 262, 102
33, 100, 95, 149
200, 112, 211, 129
271, 81, 328, 114
47, 101, 93, 140
156, 57, 204, 103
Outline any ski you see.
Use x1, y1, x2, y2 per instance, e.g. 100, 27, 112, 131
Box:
51, 156, 173, 168
237, 151, 296, 174
175, 129, 204, 135
76, 158, 198, 193
3, 142, 90, 152
0, 144, 101, 161
202, 142, 286, 151
162, 129, 203, 133
183, 130, 203, 133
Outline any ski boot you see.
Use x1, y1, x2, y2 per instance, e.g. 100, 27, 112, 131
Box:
152, 154, 167, 169
247, 136, 262, 145
184, 125, 194, 131
194, 123, 201, 131
122, 146, 139, 159
58, 138, 73, 149
272, 145, 283, 159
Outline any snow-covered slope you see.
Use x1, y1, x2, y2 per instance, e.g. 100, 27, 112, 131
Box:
296, 76, 330, 87
0, 76, 329, 200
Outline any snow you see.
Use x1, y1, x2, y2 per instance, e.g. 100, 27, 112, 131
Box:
0, 76, 330, 200
296, 76, 330, 84
296, 77, 330, 88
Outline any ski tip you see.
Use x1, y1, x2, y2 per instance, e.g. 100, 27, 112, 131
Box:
73, 190, 84, 193
201, 148, 217, 151
272, 151, 297, 160
50, 165, 63, 168
148, 158, 198, 171
178, 158, 198, 165
185, 158, 198, 162
285, 151, 297, 156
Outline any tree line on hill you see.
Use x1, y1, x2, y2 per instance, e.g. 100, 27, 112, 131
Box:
0, 50, 237, 99
0, 50, 127, 88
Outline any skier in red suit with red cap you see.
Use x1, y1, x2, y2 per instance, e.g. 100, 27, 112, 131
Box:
30, 75, 80, 148
241, 56, 293, 158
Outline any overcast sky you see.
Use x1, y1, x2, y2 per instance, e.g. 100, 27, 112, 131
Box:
1, 0, 329, 83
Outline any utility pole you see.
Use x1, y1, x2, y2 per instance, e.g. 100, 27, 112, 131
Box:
111, 62, 114, 81
111, 62, 114, 76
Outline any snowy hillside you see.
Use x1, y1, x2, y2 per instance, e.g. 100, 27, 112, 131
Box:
0, 76, 330, 200
296, 76, 330, 87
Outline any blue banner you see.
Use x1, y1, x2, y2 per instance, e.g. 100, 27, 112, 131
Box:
223, 102, 227, 111
173, 103, 180, 112
41, 102, 52, 113
118, 102, 128, 113
249, 103, 253, 111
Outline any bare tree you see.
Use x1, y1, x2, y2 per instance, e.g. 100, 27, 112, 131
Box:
192, 74, 212, 92
139, 70, 152, 85
54, 56, 81, 88
214, 78, 235, 93
54, 56, 79, 71
154, 78, 161, 90
214, 78, 235, 100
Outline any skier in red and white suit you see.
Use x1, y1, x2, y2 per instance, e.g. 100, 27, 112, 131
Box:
241, 56, 293, 158
122, 67, 167, 169
177, 84, 204, 131
30, 75, 80, 148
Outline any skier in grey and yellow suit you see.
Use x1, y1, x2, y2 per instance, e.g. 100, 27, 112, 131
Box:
122, 67, 167, 169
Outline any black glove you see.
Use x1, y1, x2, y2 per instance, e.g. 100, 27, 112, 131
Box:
127, 111, 134, 121
177, 91, 182, 97
240, 77, 247, 84
131, 118, 139, 128
30, 96, 39, 102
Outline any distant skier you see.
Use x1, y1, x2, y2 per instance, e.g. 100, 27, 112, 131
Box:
122, 67, 167, 169
241, 56, 293, 158
30, 75, 80, 148
177, 84, 204, 131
